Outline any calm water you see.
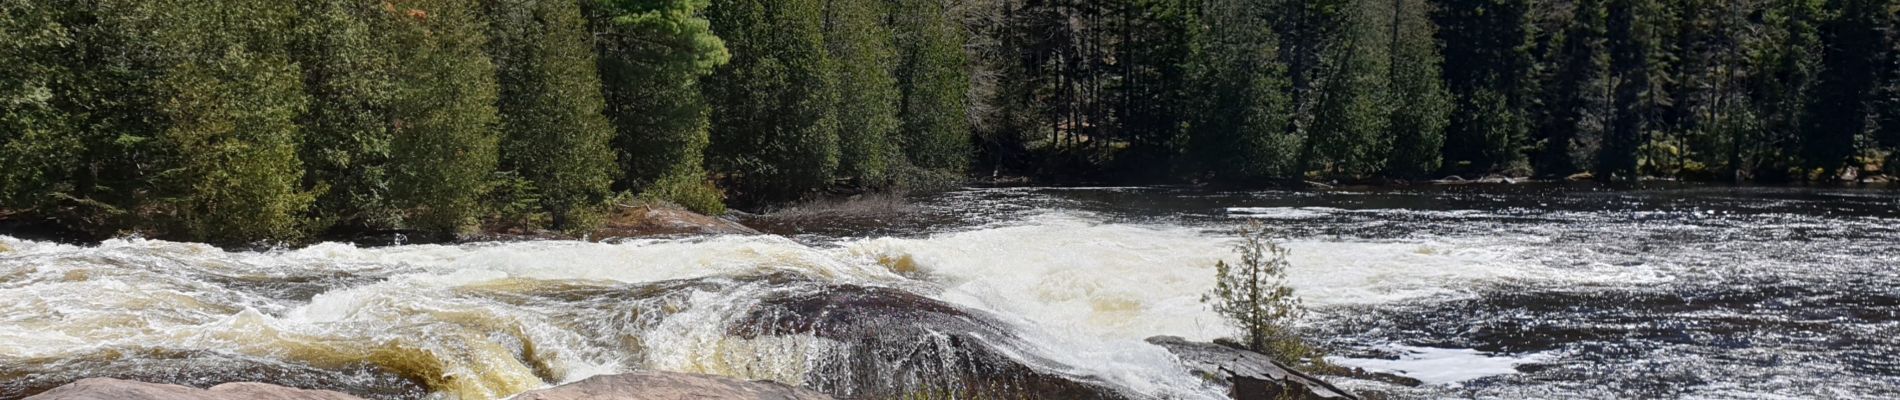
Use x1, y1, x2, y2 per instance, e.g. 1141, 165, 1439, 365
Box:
3, 184, 1896, 399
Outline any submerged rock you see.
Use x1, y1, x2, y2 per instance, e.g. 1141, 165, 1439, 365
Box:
512, 371, 832, 400
1145, 336, 1360, 400
24, 378, 366, 400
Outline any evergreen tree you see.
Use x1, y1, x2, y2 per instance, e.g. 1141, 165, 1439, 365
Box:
889, 0, 974, 183
384, 0, 503, 236
703, 0, 841, 203
1303, 0, 1391, 178
483, 0, 618, 229
1803, 0, 1894, 178
587, 0, 730, 214
823, 0, 901, 186
0, 0, 81, 213
1185, 0, 1298, 181
1116, 0, 1200, 177
1748, 0, 1823, 181
1434, 0, 1538, 175
292, 0, 402, 231
1381, 0, 1452, 179
139, 0, 314, 243
1535, 0, 1610, 177
1599, 0, 1659, 181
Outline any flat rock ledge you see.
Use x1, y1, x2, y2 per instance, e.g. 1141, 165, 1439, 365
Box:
24, 378, 366, 400
25, 372, 833, 400
512, 371, 833, 400
1147, 336, 1361, 400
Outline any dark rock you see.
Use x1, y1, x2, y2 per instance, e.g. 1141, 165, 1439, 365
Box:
511, 371, 832, 400
734, 283, 1134, 400
1146, 336, 1360, 400
24, 378, 366, 400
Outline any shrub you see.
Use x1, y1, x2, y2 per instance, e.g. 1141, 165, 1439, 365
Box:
1204, 222, 1318, 366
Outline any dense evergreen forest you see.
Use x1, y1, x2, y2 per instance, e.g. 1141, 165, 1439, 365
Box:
3, 0, 1899, 243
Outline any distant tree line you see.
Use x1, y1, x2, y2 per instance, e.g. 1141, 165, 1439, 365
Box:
3, 0, 1898, 243
966, 0, 1900, 185
0, 0, 968, 243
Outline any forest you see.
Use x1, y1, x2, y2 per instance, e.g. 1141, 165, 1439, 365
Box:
3, 0, 1899, 244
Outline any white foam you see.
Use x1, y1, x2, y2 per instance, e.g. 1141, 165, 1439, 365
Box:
1328, 345, 1554, 385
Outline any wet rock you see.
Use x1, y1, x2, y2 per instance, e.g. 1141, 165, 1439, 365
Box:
24, 378, 366, 400
1145, 336, 1360, 400
735, 283, 1133, 400
591, 203, 758, 238
512, 371, 832, 400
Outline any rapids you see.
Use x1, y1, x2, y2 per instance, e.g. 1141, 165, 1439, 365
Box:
3, 184, 1898, 399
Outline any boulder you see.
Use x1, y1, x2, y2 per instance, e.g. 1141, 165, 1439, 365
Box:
24, 378, 366, 400
512, 371, 832, 400
591, 203, 759, 238
1145, 336, 1360, 400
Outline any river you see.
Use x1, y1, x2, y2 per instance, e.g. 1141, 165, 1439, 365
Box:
2, 184, 1896, 399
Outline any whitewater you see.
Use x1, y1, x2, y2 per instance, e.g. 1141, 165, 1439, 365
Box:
3, 185, 1897, 399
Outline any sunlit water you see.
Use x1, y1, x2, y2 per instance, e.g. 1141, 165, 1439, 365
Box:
3, 184, 1897, 399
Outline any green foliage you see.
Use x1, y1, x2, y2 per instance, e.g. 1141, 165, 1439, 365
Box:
638, 168, 727, 215
1434, 0, 1538, 174
889, 0, 972, 177
1203, 222, 1315, 365
1381, 0, 1452, 179
1304, 0, 1394, 178
1801, 0, 1894, 177
823, 0, 901, 185
384, 0, 503, 236
106, 0, 314, 243
588, 0, 729, 193
0, 0, 80, 211
703, 0, 841, 203
1184, 0, 1299, 182
484, 0, 618, 230
1535, 0, 1611, 177
292, 0, 401, 231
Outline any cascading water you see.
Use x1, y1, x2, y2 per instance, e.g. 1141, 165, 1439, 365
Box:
4, 185, 1898, 399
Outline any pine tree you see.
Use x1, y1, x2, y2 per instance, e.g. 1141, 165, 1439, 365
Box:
1535, 0, 1610, 177
484, 0, 618, 229
136, 0, 316, 243
0, 0, 81, 213
1380, 0, 1452, 179
1598, 0, 1658, 181
703, 0, 841, 203
293, 0, 402, 231
1434, 0, 1538, 175
384, 0, 503, 236
823, 0, 901, 186
1748, 0, 1823, 181
587, 0, 730, 214
889, 0, 974, 184
1304, 0, 1393, 178
1185, 0, 1298, 182
1803, 0, 1893, 178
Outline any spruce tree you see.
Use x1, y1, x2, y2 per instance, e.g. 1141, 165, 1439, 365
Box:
1803, 0, 1893, 178
1185, 0, 1298, 181
1535, 0, 1610, 177
484, 0, 618, 229
293, 0, 402, 231
138, 0, 315, 243
587, 0, 730, 214
1381, 0, 1452, 179
1598, 0, 1658, 181
823, 0, 901, 186
703, 0, 841, 203
1434, 0, 1538, 175
384, 0, 503, 236
1304, 0, 1392, 178
1749, 0, 1823, 181
889, 0, 973, 183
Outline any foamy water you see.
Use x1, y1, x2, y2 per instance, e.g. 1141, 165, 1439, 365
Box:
4, 185, 1897, 399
